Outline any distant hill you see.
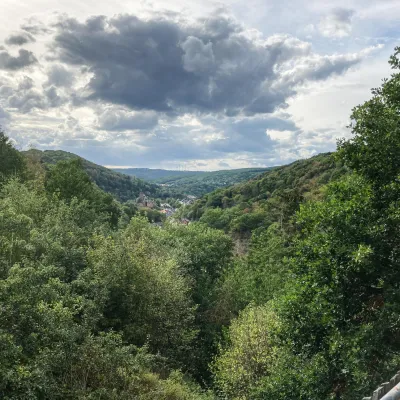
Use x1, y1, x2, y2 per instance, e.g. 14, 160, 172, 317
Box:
112, 168, 205, 181
180, 153, 348, 234
23, 150, 160, 202
155, 168, 274, 196
112, 167, 274, 197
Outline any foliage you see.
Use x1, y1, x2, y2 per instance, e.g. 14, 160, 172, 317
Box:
215, 223, 290, 319
338, 47, 400, 194
113, 167, 206, 181
83, 217, 197, 367
0, 154, 217, 398
45, 158, 121, 228
153, 168, 273, 197
181, 152, 347, 234
150, 222, 235, 380
24, 149, 161, 202
212, 304, 280, 400
0, 130, 26, 187
3, 48, 400, 400
211, 48, 400, 400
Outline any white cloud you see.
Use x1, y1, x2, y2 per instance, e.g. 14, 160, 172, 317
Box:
319, 8, 355, 38
267, 129, 294, 142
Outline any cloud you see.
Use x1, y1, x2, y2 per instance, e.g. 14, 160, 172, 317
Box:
0, 48, 38, 70
45, 64, 75, 87
181, 36, 215, 74
5, 31, 36, 46
21, 18, 52, 35
0, 105, 10, 120
279, 47, 379, 85
6, 79, 66, 113
319, 8, 355, 38
49, 13, 368, 118
97, 108, 159, 131
7, 89, 47, 113
19, 76, 34, 91
44, 86, 66, 108
0, 7, 389, 169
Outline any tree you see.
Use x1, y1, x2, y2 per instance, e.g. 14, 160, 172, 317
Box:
45, 159, 121, 228
216, 222, 289, 319
155, 222, 234, 381
0, 181, 212, 398
84, 217, 197, 368
213, 304, 280, 400
0, 130, 25, 186
338, 47, 400, 195
45, 158, 94, 202
220, 48, 400, 400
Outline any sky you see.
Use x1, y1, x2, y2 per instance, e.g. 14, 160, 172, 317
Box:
0, 0, 398, 170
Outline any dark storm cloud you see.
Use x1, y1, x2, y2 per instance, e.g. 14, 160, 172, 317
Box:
5, 32, 36, 46
49, 13, 364, 117
0, 49, 37, 70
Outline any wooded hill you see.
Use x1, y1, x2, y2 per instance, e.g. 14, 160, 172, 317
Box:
179, 152, 347, 234
153, 167, 274, 197
113, 166, 272, 196
24, 150, 272, 200
112, 167, 205, 181
23, 149, 160, 202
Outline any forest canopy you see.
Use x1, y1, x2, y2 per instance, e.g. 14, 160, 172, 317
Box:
1, 47, 400, 399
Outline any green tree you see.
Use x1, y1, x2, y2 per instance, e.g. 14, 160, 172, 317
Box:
45, 159, 121, 227
215, 222, 289, 319
338, 47, 400, 194
155, 222, 234, 380
84, 217, 197, 368
213, 304, 280, 400
216, 48, 400, 400
0, 131, 25, 186
45, 158, 95, 202
0, 180, 212, 398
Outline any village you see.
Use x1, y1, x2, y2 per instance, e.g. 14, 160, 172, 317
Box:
135, 192, 197, 224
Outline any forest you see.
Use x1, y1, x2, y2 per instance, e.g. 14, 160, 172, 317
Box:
0, 48, 400, 400
23, 149, 163, 202
149, 168, 273, 197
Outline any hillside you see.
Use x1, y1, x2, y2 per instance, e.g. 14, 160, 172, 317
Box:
114, 167, 273, 196
23, 149, 160, 202
112, 167, 205, 181
154, 168, 273, 196
180, 152, 348, 234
